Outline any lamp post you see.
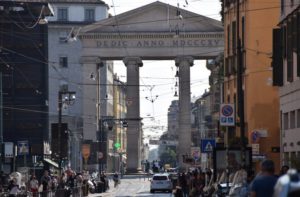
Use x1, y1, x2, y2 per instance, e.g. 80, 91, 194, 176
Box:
58, 91, 76, 174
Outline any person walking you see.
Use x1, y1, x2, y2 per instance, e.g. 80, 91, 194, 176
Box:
40, 170, 51, 197
250, 160, 278, 197
29, 175, 39, 197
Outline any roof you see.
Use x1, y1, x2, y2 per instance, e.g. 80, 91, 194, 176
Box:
1, 0, 54, 16
81, 1, 223, 34
47, 0, 106, 4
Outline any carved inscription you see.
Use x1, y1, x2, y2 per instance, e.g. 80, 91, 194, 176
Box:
96, 39, 223, 48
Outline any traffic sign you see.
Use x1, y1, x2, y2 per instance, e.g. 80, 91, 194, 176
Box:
98, 152, 103, 159
191, 147, 200, 161
201, 139, 216, 153
220, 104, 235, 126
17, 141, 29, 155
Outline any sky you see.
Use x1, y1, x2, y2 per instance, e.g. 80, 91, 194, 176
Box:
102, 0, 222, 138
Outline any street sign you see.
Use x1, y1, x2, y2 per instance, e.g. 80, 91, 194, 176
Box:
252, 144, 260, 155
201, 139, 216, 153
4, 142, 14, 158
17, 141, 29, 155
220, 104, 235, 126
191, 147, 200, 161
98, 152, 103, 159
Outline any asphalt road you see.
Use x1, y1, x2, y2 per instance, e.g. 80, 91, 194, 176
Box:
91, 175, 174, 197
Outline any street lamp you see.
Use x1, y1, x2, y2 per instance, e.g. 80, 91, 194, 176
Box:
58, 91, 76, 174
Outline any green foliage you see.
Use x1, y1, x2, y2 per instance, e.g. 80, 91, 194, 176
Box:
159, 148, 177, 167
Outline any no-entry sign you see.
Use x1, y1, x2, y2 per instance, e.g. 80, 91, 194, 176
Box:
220, 104, 235, 126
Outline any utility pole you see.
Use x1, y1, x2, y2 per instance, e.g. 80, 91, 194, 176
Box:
236, 0, 246, 167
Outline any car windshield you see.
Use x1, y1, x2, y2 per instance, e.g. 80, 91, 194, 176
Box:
153, 176, 168, 180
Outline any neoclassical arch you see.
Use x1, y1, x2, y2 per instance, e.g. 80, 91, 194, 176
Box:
80, 1, 224, 172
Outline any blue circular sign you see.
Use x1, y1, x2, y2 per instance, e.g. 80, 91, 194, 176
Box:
222, 105, 233, 117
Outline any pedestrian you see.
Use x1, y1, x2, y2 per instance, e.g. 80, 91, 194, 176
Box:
8, 179, 19, 197
279, 165, 289, 176
29, 175, 39, 197
40, 170, 51, 197
179, 173, 189, 197
250, 160, 278, 197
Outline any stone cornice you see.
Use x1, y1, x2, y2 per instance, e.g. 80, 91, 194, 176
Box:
79, 32, 224, 40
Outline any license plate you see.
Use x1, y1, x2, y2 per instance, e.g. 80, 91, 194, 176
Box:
156, 182, 163, 184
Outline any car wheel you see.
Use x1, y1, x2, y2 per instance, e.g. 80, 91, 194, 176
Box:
150, 189, 154, 193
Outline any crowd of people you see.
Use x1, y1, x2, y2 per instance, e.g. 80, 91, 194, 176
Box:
173, 160, 300, 197
0, 169, 112, 197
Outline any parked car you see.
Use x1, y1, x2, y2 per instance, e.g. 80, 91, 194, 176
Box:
150, 173, 173, 193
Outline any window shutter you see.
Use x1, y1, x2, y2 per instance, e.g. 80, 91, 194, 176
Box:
287, 19, 293, 82
297, 12, 300, 77
282, 26, 286, 58
272, 28, 283, 86
292, 14, 297, 51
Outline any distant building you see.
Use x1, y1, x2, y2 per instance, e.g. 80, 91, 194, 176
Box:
111, 74, 127, 172
0, 0, 53, 173
167, 100, 179, 138
272, 0, 300, 168
47, 0, 108, 171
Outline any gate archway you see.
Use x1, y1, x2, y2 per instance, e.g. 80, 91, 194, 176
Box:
80, 1, 223, 172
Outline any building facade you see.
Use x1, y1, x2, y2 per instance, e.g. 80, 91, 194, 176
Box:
0, 0, 53, 173
272, 0, 300, 168
47, 0, 108, 171
223, 0, 280, 171
111, 74, 127, 172
167, 100, 179, 138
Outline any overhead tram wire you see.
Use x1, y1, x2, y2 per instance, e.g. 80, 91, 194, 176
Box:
2, 2, 296, 29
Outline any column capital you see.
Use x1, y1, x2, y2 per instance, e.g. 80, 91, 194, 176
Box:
80, 56, 101, 64
175, 56, 194, 67
123, 57, 143, 67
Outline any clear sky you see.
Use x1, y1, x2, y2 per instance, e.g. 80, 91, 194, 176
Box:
102, 0, 222, 138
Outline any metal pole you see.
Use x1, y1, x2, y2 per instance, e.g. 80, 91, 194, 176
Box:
58, 91, 63, 175
236, 0, 246, 167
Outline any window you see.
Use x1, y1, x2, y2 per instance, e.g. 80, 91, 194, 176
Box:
59, 31, 68, 43
297, 109, 300, 128
290, 111, 295, 129
227, 25, 230, 55
287, 19, 293, 82
58, 8, 68, 21
232, 21, 237, 54
59, 56, 68, 68
85, 8, 95, 21
241, 17, 245, 48
291, 0, 294, 7
297, 12, 300, 77
283, 112, 289, 129
281, 0, 284, 13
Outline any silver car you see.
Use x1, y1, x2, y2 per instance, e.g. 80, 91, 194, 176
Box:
150, 173, 173, 193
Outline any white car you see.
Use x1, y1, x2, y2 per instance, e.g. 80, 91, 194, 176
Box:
150, 173, 173, 193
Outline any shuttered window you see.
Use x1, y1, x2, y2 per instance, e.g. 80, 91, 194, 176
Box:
282, 26, 286, 58
272, 28, 283, 86
227, 25, 230, 55
287, 19, 293, 82
232, 21, 236, 54
298, 12, 300, 77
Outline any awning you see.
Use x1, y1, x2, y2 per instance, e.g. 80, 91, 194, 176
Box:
43, 158, 59, 168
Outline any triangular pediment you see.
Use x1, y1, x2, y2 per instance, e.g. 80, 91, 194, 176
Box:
81, 1, 223, 34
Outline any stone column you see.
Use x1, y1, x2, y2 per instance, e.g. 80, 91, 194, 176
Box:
123, 57, 143, 173
175, 56, 194, 168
